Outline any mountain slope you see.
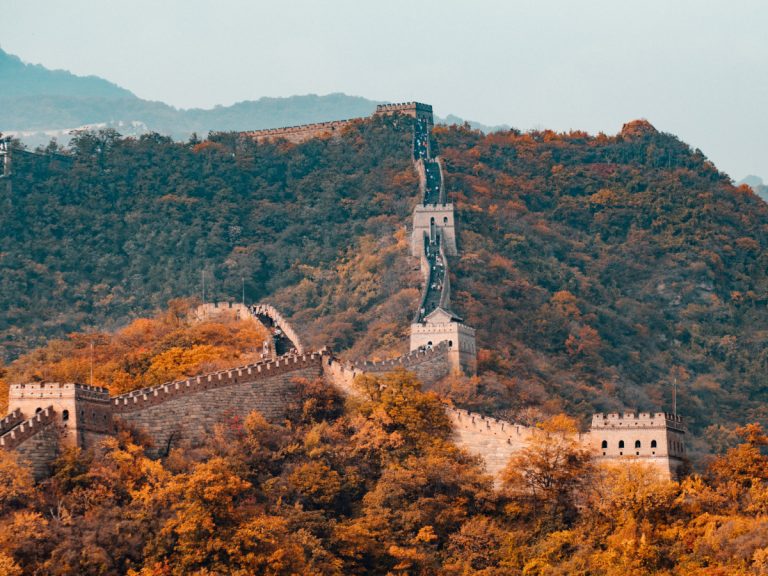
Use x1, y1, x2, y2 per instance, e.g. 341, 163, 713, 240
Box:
2, 115, 768, 452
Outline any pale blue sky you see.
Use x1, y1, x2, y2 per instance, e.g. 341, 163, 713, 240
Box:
1, 0, 766, 180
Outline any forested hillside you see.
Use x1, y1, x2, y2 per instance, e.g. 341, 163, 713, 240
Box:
2, 113, 768, 448
2, 369, 768, 575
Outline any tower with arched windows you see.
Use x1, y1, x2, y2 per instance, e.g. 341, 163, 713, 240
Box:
8, 382, 113, 449
590, 412, 687, 479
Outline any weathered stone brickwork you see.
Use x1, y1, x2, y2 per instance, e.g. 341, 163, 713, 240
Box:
8, 383, 112, 448
241, 119, 359, 144
112, 353, 323, 454
447, 408, 537, 477
588, 412, 687, 479
0, 409, 24, 436
240, 102, 433, 146
0, 407, 61, 479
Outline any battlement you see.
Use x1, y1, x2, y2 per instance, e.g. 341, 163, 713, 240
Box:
590, 411, 687, 479
10, 382, 110, 401
0, 409, 24, 436
350, 340, 452, 372
0, 407, 56, 451
592, 412, 686, 432
375, 102, 433, 120
251, 303, 305, 353
241, 119, 358, 144
192, 301, 251, 322
112, 352, 323, 413
447, 407, 535, 442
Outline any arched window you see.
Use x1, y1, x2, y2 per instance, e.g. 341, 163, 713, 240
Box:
618, 440, 625, 449
635, 440, 641, 449
448, 340, 453, 347
600, 440, 607, 449
35, 407, 42, 414
443, 216, 448, 224
62, 410, 69, 422
430, 217, 435, 224
651, 440, 657, 448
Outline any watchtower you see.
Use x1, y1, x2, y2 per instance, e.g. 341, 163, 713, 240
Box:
590, 412, 687, 480
410, 309, 477, 375
375, 102, 434, 126
8, 382, 113, 449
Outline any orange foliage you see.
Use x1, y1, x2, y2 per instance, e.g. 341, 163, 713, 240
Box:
2, 300, 269, 397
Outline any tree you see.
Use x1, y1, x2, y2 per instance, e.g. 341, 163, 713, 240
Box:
501, 415, 593, 531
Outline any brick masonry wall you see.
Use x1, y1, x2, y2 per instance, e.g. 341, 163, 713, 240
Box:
116, 362, 322, 456
241, 119, 357, 145
446, 408, 537, 477
1, 409, 61, 480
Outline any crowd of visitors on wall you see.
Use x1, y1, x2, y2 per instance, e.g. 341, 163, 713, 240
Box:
418, 239, 445, 321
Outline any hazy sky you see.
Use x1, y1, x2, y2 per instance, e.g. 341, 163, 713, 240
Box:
1, 0, 766, 179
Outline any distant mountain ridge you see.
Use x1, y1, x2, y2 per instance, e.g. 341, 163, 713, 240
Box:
0, 48, 504, 146
738, 175, 768, 201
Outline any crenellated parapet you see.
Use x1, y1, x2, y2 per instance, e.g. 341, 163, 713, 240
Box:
113, 352, 322, 414
239, 101, 433, 146
0, 407, 57, 451
375, 102, 434, 123
350, 340, 452, 373
241, 119, 358, 144
588, 412, 687, 479
0, 409, 24, 437
250, 303, 305, 354
8, 382, 112, 448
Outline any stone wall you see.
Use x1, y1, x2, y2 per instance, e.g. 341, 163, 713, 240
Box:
240, 101, 432, 146
114, 353, 323, 455
0, 408, 60, 480
409, 322, 477, 374
446, 408, 537, 477
241, 119, 358, 144
0, 409, 24, 436
250, 303, 305, 354
375, 102, 434, 124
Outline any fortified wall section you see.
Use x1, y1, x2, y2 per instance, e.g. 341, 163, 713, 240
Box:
191, 301, 305, 357
0, 409, 24, 436
447, 408, 537, 477
322, 342, 453, 398
241, 119, 358, 144
250, 303, 305, 354
406, 103, 476, 375
114, 352, 324, 455
241, 102, 433, 145
0, 408, 60, 479
323, 349, 536, 478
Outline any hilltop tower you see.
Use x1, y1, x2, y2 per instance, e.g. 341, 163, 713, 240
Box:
590, 412, 687, 480
8, 382, 113, 449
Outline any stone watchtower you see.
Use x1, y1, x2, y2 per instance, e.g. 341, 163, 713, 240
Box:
8, 382, 113, 449
589, 412, 687, 480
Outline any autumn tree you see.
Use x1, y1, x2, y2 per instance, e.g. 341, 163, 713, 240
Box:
501, 414, 593, 531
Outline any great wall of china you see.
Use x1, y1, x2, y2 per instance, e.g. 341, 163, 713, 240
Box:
0, 103, 687, 481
